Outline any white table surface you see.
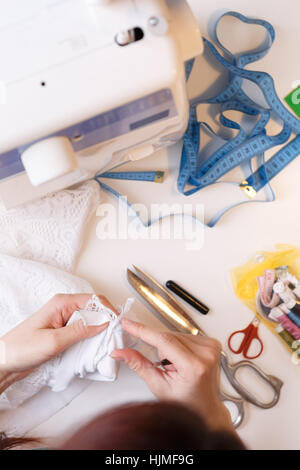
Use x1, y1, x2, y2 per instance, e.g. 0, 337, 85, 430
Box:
34, 0, 300, 450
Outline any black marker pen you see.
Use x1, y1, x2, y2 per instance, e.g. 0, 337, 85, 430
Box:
166, 281, 209, 315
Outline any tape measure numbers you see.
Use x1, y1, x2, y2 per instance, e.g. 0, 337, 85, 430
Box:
99, 170, 165, 183
95, 11, 300, 228
179, 11, 300, 221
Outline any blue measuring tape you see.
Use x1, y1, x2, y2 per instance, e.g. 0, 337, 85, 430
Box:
94, 11, 300, 229
99, 170, 164, 183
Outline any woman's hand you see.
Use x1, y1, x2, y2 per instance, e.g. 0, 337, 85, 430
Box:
0, 294, 113, 377
111, 319, 233, 432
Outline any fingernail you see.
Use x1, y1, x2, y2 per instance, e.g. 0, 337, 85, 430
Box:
99, 321, 110, 329
110, 352, 125, 362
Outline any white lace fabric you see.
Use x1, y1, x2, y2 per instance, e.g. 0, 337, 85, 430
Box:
0, 181, 103, 434
0, 181, 100, 272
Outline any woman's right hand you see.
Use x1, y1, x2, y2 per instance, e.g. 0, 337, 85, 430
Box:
111, 318, 234, 433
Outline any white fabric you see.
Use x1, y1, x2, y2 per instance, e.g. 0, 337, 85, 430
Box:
0, 181, 102, 434
49, 295, 135, 392
0, 180, 100, 272
0, 256, 96, 410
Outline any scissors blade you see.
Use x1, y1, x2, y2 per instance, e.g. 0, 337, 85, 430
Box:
127, 267, 283, 417
132, 265, 178, 301
127, 267, 204, 336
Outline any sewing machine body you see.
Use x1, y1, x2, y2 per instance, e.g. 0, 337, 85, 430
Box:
0, 0, 203, 208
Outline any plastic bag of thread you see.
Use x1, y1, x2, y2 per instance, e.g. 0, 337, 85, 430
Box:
230, 244, 300, 364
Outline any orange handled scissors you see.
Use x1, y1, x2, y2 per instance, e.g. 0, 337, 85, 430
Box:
228, 318, 264, 360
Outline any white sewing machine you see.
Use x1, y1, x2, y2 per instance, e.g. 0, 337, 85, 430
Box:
0, 0, 203, 208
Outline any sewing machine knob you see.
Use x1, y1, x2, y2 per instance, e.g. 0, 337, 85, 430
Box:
21, 137, 78, 186
115, 31, 133, 46
115, 28, 144, 46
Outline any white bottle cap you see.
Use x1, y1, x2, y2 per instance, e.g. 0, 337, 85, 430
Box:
273, 281, 285, 295
285, 299, 296, 310
21, 136, 78, 186
269, 307, 284, 322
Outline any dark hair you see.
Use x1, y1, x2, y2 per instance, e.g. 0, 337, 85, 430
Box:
0, 432, 37, 451
62, 401, 245, 451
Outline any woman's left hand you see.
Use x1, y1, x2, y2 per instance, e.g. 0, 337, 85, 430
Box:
0, 294, 113, 377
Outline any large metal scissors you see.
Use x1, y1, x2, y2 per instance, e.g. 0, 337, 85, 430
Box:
127, 266, 283, 428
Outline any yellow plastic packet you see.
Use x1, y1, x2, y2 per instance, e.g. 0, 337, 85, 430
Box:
230, 244, 300, 363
